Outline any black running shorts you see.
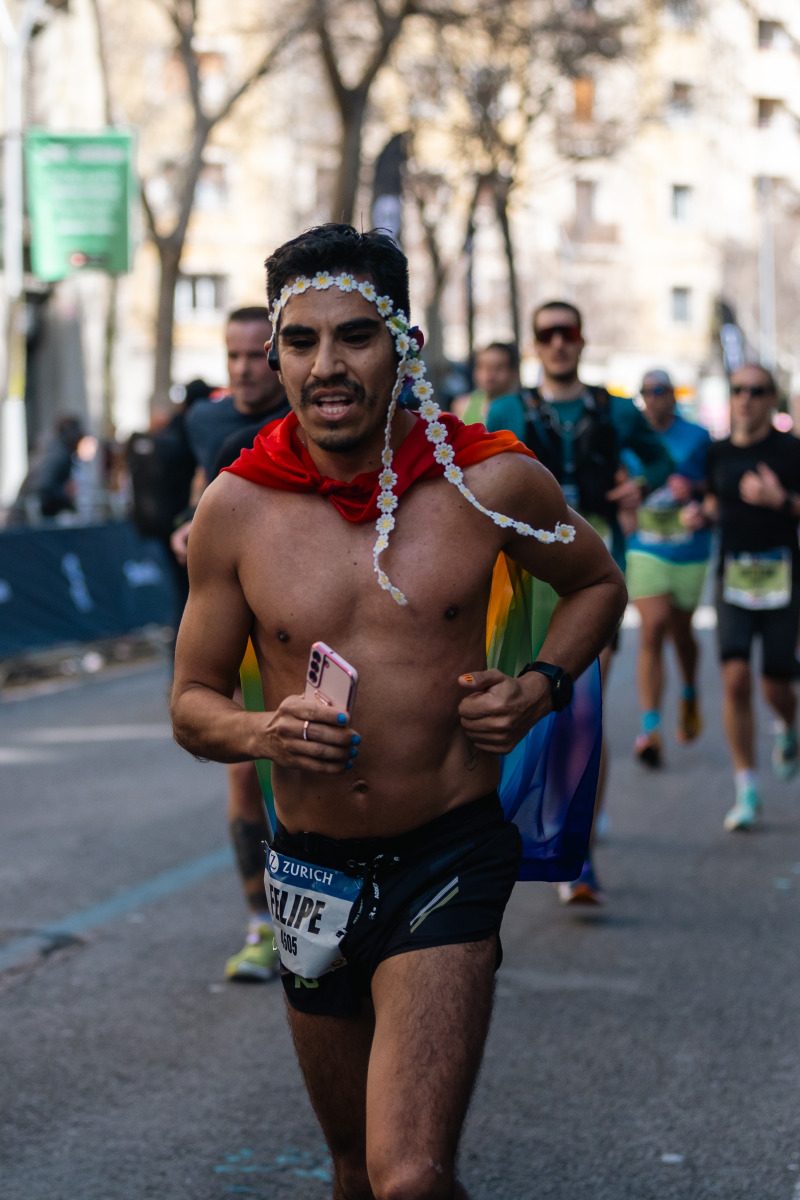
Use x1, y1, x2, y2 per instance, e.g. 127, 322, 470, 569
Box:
716, 579, 800, 679
272, 792, 522, 1017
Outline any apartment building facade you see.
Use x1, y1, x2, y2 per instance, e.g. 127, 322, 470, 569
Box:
4, 0, 800, 460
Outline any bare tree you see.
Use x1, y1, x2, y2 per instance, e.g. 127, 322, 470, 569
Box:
402, 0, 633, 357
311, 0, 420, 224
92, 0, 306, 412
310, 0, 485, 225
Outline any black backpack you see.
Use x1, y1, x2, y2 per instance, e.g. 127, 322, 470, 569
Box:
127, 416, 196, 540
524, 386, 620, 519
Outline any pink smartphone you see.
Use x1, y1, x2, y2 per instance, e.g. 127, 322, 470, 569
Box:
304, 642, 359, 716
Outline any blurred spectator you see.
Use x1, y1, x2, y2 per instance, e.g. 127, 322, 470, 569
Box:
127, 379, 214, 655
7, 414, 84, 526
450, 342, 523, 426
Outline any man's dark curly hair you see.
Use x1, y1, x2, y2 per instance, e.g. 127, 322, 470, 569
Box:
265, 224, 410, 323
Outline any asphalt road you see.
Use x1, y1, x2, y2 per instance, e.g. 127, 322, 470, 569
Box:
1, 622, 799, 1200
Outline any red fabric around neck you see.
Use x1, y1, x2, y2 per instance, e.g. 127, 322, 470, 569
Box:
222, 411, 534, 523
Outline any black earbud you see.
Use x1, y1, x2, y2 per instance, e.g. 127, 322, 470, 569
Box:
267, 343, 280, 372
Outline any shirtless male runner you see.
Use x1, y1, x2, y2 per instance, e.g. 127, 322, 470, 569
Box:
171, 224, 626, 1200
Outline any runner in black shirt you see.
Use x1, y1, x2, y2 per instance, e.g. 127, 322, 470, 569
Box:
171, 307, 288, 981
688, 363, 800, 830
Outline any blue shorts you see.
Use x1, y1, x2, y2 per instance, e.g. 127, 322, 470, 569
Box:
273, 793, 522, 1017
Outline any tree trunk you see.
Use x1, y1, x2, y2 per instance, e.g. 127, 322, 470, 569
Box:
152, 242, 182, 415
495, 180, 521, 348
464, 183, 481, 363
103, 278, 118, 435
332, 89, 367, 224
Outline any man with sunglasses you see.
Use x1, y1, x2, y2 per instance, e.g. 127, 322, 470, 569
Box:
488, 300, 672, 902
627, 370, 712, 767
689, 364, 800, 830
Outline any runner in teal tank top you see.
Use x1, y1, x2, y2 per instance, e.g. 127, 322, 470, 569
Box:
627, 370, 712, 768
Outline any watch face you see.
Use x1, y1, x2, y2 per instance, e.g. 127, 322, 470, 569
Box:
554, 671, 573, 710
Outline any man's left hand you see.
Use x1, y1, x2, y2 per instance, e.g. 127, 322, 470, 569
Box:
606, 476, 643, 512
739, 462, 786, 509
457, 669, 549, 754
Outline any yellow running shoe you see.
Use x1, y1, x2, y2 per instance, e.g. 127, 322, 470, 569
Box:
676, 697, 702, 744
224, 923, 279, 982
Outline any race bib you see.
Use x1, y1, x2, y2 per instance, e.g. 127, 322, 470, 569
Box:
637, 491, 690, 546
265, 848, 363, 979
723, 549, 792, 610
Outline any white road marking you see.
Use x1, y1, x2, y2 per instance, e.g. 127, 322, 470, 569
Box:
622, 604, 716, 630
0, 747, 57, 764
499, 967, 645, 995
20, 724, 173, 743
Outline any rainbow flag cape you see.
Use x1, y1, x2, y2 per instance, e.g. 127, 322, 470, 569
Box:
240, 556, 601, 881
238, 639, 277, 839
487, 555, 602, 881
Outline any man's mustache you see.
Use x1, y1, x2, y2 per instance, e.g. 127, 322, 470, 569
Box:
300, 376, 367, 406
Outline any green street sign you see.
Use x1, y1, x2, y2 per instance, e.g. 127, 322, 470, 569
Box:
25, 129, 137, 280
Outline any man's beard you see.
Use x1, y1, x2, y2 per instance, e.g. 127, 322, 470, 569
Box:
548, 367, 580, 385
299, 375, 379, 453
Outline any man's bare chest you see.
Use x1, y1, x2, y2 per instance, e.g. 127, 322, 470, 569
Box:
237, 482, 502, 645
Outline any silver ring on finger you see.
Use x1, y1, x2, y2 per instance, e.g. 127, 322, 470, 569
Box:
302, 719, 310, 742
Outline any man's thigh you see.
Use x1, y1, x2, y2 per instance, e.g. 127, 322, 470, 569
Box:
760, 590, 800, 679
716, 585, 756, 664
366, 937, 497, 1172
287, 1000, 375, 1167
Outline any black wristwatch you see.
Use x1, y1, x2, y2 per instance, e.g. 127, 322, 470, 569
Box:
518, 661, 574, 711
780, 492, 797, 517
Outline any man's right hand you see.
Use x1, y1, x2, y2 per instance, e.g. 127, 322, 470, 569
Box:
170, 520, 193, 565
263, 695, 360, 774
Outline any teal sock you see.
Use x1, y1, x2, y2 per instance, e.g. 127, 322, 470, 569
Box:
682, 685, 696, 701
642, 710, 660, 734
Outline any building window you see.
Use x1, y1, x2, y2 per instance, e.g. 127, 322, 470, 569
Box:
671, 287, 691, 324
195, 161, 228, 211
575, 179, 596, 227
664, 0, 697, 28
574, 78, 594, 122
175, 274, 227, 318
758, 20, 789, 50
671, 184, 692, 221
756, 98, 779, 127
668, 81, 694, 117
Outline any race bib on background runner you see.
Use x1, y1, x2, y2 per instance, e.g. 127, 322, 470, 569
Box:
637, 487, 690, 546
265, 849, 363, 979
723, 549, 792, 610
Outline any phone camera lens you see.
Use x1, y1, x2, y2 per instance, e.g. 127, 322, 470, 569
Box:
309, 669, 318, 682
311, 651, 321, 663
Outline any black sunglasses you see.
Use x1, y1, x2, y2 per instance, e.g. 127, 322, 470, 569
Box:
641, 385, 670, 397
534, 324, 582, 345
731, 384, 773, 398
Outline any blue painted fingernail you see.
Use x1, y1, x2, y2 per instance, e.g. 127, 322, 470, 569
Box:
351, 734, 361, 746
337, 713, 347, 725
349, 747, 358, 758
345, 761, 354, 770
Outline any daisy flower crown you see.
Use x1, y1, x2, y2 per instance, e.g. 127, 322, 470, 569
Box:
269, 271, 575, 606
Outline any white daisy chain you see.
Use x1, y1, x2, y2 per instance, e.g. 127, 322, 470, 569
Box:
267, 271, 576, 605
425, 421, 448, 445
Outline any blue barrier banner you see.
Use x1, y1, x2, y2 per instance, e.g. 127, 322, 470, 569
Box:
0, 522, 175, 657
